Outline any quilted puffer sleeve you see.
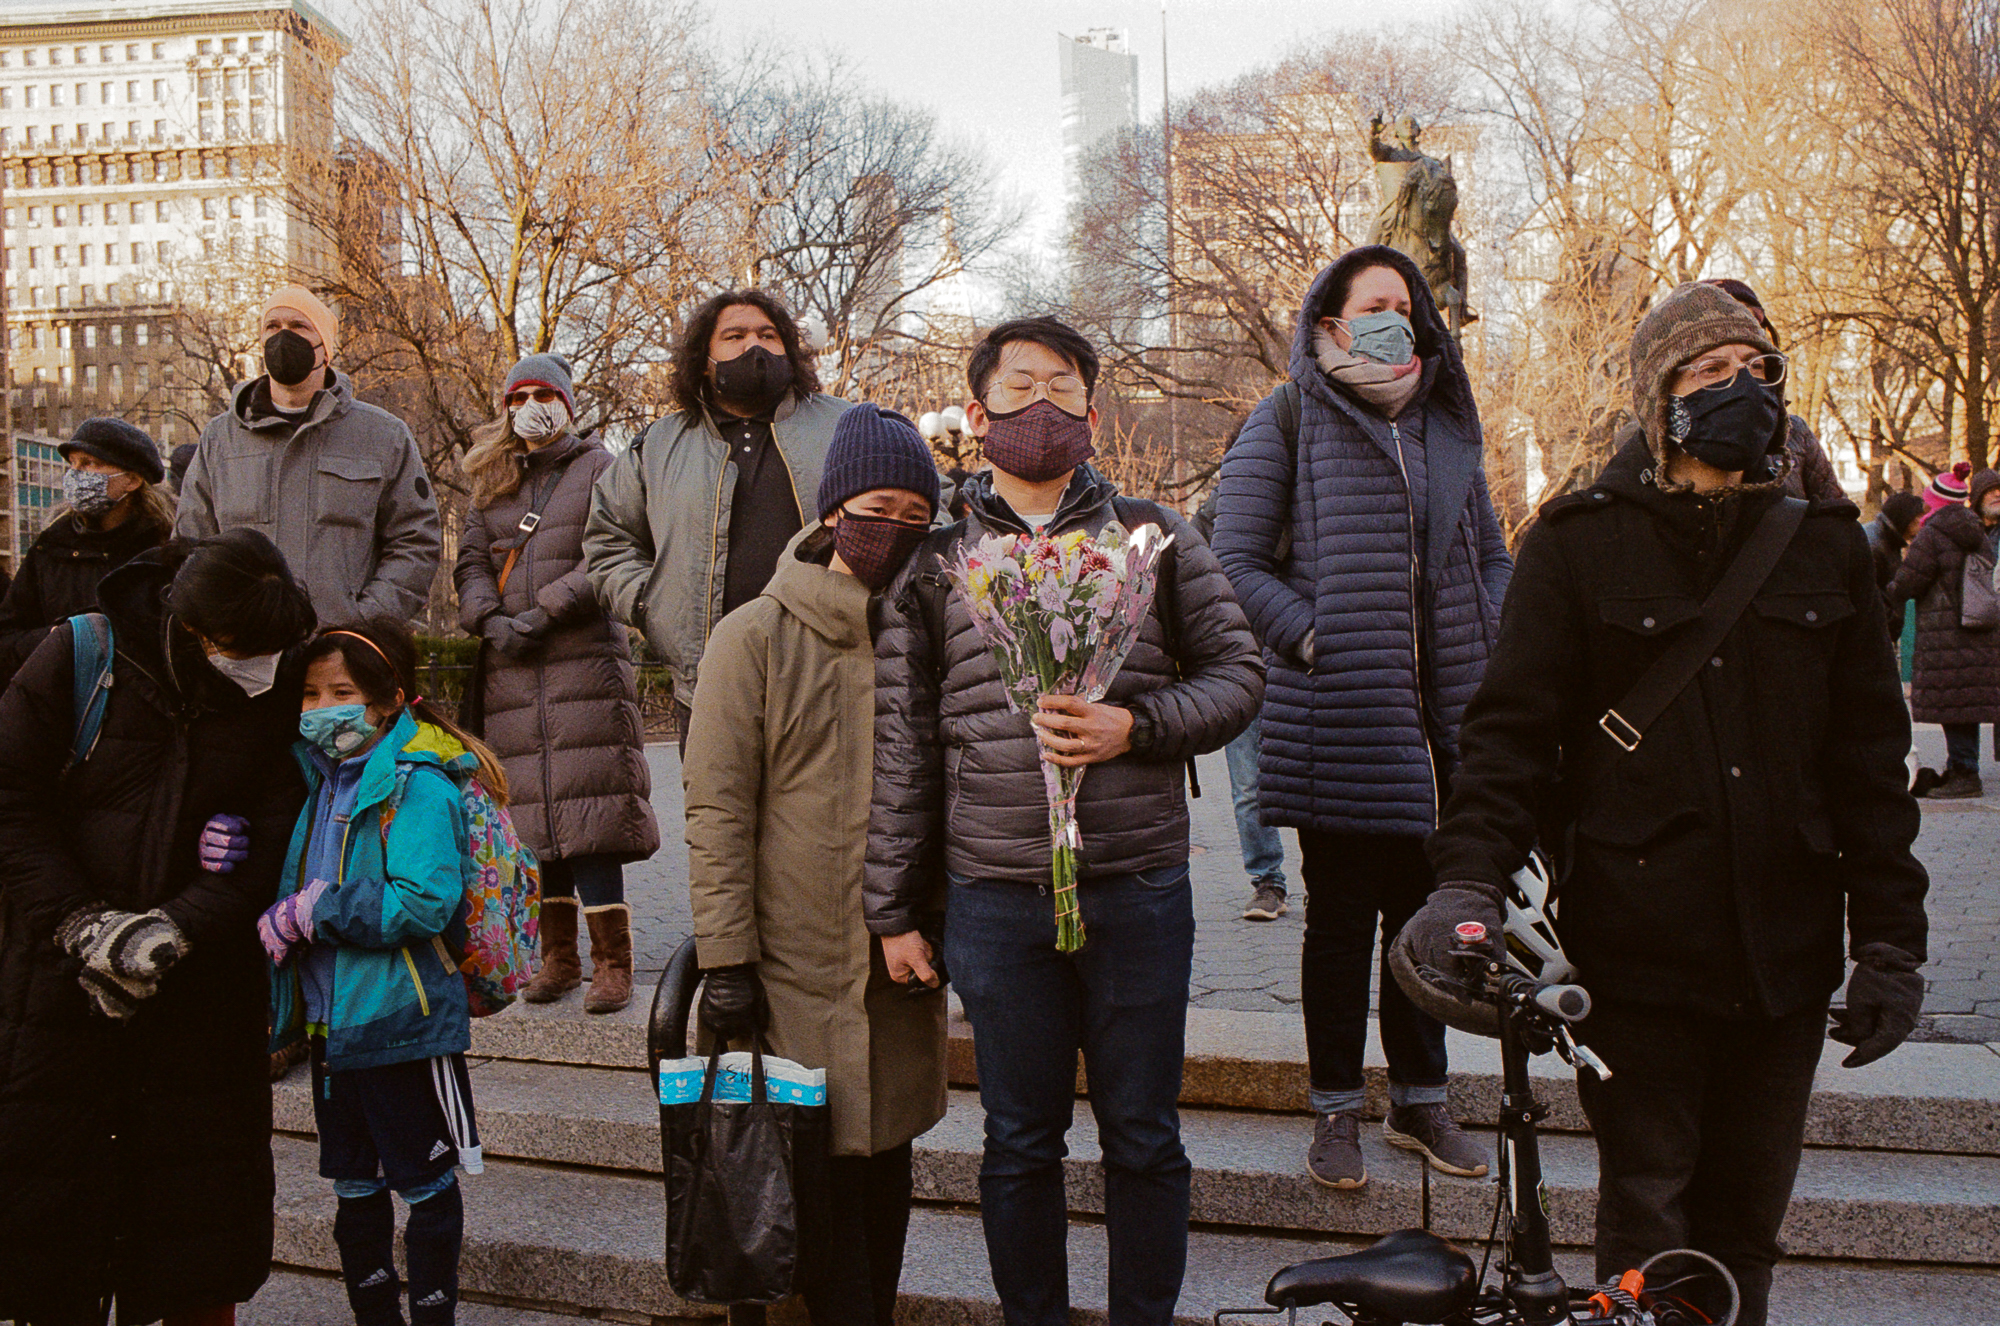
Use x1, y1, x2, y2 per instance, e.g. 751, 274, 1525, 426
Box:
1213, 394, 1315, 661
864, 538, 950, 937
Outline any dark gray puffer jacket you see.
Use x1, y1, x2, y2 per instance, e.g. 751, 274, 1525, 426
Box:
1213, 245, 1512, 839
865, 465, 1264, 934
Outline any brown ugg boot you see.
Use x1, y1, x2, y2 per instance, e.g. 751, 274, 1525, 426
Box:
521, 896, 582, 1003
583, 903, 633, 1014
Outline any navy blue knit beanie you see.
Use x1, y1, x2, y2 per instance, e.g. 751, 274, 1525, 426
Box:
817, 405, 940, 519
61, 417, 164, 484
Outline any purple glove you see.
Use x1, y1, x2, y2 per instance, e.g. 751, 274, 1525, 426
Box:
199, 814, 251, 873
257, 879, 329, 966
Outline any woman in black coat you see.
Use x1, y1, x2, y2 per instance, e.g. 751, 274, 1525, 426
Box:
1889, 468, 2000, 797
0, 530, 318, 1326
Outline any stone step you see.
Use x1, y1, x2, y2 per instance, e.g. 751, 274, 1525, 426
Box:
468, 999, 2000, 1157
268, 1134, 2000, 1326
277, 1064, 2000, 1266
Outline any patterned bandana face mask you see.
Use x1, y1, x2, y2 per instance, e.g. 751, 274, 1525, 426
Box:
833, 510, 932, 591
980, 399, 1095, 484
299, 703, 379, 757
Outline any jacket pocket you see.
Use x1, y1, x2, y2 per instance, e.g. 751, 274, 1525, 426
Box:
317, 457, 383, 528
1751, 592, 1855, 630
1598, 595, 1703, 637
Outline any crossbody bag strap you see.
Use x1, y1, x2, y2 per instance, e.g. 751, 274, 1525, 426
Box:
495, 465, 566, 596
1598, 496, 1809, 752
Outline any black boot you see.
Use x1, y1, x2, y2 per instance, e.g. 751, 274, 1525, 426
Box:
334, 1189, 406, 1326
404, 1179, 464, 1326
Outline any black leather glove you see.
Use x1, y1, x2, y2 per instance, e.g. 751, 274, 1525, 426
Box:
699, 964, 767, 1043
483, 614, 543, 660
1830, 943, 1924, 1068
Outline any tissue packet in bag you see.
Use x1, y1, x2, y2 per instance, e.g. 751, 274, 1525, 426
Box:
657, 1051, 827, 1107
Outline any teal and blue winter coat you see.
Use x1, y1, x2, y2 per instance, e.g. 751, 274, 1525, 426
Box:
269, 709, 474, 1072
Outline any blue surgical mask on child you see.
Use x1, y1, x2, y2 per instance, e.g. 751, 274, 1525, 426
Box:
1337, 310, 1417, 366
299, 704, 379, 757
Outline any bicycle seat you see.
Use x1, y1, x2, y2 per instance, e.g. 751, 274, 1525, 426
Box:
1265, 1229, 1477, 1320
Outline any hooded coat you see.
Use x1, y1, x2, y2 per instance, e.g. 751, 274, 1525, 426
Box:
1888, 499, 2000, 725
0, 505, 172, 689
0, 551, 305, 1324
454, 432, 660, 864
684, 526, 947, 1157
1212, 245, 1513, 837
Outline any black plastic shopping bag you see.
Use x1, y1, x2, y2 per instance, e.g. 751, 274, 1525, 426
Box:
660, 1042, 830, 1304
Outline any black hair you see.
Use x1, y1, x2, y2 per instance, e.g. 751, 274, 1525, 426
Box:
966, 316, 1100, 403
670, 289, 820, 419
1882, 492, 1926, 530
164, 529, 317, 656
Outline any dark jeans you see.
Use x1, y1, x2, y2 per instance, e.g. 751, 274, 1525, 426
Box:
1576, 1000, 1827, 1326
539, 854, 625, 908
1943, 722, 1986, 773
801, 1143, 915, 1326
945, 864, 1196, 1326
1298, 831, 1448, 1115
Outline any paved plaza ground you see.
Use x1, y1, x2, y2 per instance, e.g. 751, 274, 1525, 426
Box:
624, 724, 2000, 1043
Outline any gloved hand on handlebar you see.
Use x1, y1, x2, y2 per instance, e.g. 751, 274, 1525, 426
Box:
1829, 943, 1923, 1068
1404, 881, 1504, 975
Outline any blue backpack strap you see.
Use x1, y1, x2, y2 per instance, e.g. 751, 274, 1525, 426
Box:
66, 612, 114, 772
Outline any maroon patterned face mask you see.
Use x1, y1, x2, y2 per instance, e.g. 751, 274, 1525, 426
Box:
980, 399, 1095, 483
833, 510, 932, 591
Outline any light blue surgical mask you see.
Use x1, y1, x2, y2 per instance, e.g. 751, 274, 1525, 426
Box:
299, 703, 379, 757
1338, 310, 1417, 366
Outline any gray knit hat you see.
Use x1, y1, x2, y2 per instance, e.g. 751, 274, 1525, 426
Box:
1970, 468, 2000, 510
817, 405, 940, 519
61, 417, 164, 485
1629, 283, 1780, 459
503, 353, 574, 413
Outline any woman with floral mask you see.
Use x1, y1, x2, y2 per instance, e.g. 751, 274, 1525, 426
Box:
455, 355, 658, 1014
0, 417, 177, 690
0, 528, 318, 1326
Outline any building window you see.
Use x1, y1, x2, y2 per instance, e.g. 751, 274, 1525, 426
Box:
197, 41, 213, 56
199, 113, 215, 141
110, 364, 122, 399
99, 122, 111, 141
156, 240, 170, 262
124, 79, 136, 102
249, 109, 266, 137
152, 43, 165, 60
0, 129, 9, 151
57, 326, 69, 349
136, 322, 149, 346
79, 244, 90, 267
24, 86, 37, 108
250, 68, 266, 96
137, 364, 150, 390
201, 197, 215, 220
223, 38, 238, 54
131, 242, 144, 263
228, 195, 242, 218
201, 158, 217, 181
153, 120, 165, 141
30, 327, 43, 350
52, 206, 66, 226
202, 238, 214, 258
78, 204, 92, 225
198, 71, 214, 99
225, 112, 240, 138
0, 89, 10, 108
151, 78, 163, 101
103, 282, 116, 301
53, 246, 66, 267
225, 70, 241, 98
126, 121, 138, 141
59, 365, 71, 389
85, 365, 97, 393
130, 202, 143, 222
154, 202, 168, 222
127, 44, 139, 61
100, 45, 113, 62
49, 47, 61, 65
23, 48, 35, 66
99, 81, 111, 104
250, 37, 265, 52
254, 196, 270, 219
25, 247, 37, 269
74, 47, 87, 64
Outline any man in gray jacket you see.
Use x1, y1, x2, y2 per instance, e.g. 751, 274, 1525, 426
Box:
584, 289, 849, 743
175, 286, 441, 626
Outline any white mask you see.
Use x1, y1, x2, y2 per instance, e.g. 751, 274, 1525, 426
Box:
207, 649, 280, 697
512, 398, 571, 441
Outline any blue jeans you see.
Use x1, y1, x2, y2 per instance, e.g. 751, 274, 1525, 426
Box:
1943, 723, 1985, 774
1223, 718, 1286, 890
945, 864, 1196, 1326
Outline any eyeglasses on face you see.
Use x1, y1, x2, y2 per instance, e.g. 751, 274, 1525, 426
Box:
986, 371, 1088, 413
505, 387, 563, 407
1677, 352, 1787, 392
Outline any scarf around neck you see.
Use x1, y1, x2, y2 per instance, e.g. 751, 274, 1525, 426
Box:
1314, 326, 1424, 419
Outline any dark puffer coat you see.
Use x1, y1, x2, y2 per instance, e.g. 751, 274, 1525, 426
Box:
454, 433, 659, 864
865, 466, 1264, 932
1213, 245, 1513, 838
1887, 504, 2000, 724
0, 551, 304, 1324
0, 507, 172, 689
1428, 437, 1927, 1017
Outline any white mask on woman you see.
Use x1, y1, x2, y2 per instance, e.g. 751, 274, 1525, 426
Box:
512, 398, 572, 441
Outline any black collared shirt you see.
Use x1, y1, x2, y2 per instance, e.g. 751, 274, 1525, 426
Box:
719, 413, 802, 617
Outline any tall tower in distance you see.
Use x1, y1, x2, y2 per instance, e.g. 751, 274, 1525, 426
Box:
1057, 27, 1138, 217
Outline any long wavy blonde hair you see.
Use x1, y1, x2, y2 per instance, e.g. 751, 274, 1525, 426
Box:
51, 479, 177, 543
462, 414, 533, 510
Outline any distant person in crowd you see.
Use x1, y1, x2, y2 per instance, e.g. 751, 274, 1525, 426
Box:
1921, 460, 1972, 521
0, 418, 176, 690
264, 620, 504, 1326
869, 317, 1264, 1326
1407, 282, 1927, 1326
1702, 278, 1846, 503
170, 441, 200, 495
1212, 246, 1512, 1190
1866, 491, 1926, 640
176, 285, 442, 627
584, 289, 850, 750
685, 405, 949, 1326
455, 354, 659, 1016
1890, 467, 2000, 798
0, 529, 318, 1326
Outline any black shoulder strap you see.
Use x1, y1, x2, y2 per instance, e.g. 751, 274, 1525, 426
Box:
1269, 383, 1303, 566
1111, 496, 1199, 799
1599, 497, 1809, 751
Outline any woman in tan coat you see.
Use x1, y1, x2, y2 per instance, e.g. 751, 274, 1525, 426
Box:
683, 405, 947, 1326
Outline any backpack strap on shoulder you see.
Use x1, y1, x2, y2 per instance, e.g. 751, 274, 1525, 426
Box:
65, 612, 114, 772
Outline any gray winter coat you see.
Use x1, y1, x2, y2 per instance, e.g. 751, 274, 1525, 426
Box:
455, 433, 659, 864
176, 372, 442, 626
583, 393, 850, 698
864, 466, 1265, 934
1213, 245, 1512, 839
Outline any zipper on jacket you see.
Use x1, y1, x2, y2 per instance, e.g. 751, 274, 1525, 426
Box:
401, 946, 431, 1016
704, 444, 728, 649
1392, 420, 1442, 824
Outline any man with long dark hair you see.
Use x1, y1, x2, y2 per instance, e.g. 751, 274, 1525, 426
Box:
585, 289, 850, 745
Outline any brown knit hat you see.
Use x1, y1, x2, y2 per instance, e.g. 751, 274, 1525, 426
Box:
1971, 468, 2000, 510
1629, 283, 1780, 460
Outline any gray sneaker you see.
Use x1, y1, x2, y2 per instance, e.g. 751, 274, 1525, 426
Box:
1242, 883, 1289, 921
1308, 1111, 1368, 1189
1384, 1103, 1490, 1177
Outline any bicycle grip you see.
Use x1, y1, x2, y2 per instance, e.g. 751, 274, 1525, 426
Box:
1533, 982, 1591, 1022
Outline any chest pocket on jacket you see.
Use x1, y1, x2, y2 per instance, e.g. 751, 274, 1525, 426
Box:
1750, 592, 1853, 631
318, 457, 383, 528
1598, 595, 1702, 637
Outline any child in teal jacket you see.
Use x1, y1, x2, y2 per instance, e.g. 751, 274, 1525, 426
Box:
261, 619, 508, 1326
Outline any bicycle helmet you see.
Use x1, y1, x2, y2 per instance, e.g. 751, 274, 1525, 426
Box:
1390, 850, 1580, 1038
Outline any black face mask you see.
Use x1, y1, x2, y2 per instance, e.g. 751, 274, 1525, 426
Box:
1667, 370, 1783, 474
710, 345, 794, 414
264, 330, 321, 388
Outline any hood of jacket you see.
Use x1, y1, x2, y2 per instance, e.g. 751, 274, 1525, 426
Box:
518, 429, 596, 475
763, 523, 871, 650
960, 463, 1121, 536
1290, 244, 1480, 436
1922, 502, 1988, 553
230, 368, 358, 433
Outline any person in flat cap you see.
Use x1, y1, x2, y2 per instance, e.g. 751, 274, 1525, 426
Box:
0, 417, 176, 688
175, 285, 441, 628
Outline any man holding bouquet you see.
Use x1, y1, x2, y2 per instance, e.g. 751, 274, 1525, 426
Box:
866, 316, 1264, 1325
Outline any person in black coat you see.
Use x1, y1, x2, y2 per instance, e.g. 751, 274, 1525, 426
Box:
0, 417, 178, 691
1865, 492, 1925, 647
1401, 283, 1928, 1326
0, 529, 318, 1326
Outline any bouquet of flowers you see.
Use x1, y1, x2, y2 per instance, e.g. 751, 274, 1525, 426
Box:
943, 521, 1174, 951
